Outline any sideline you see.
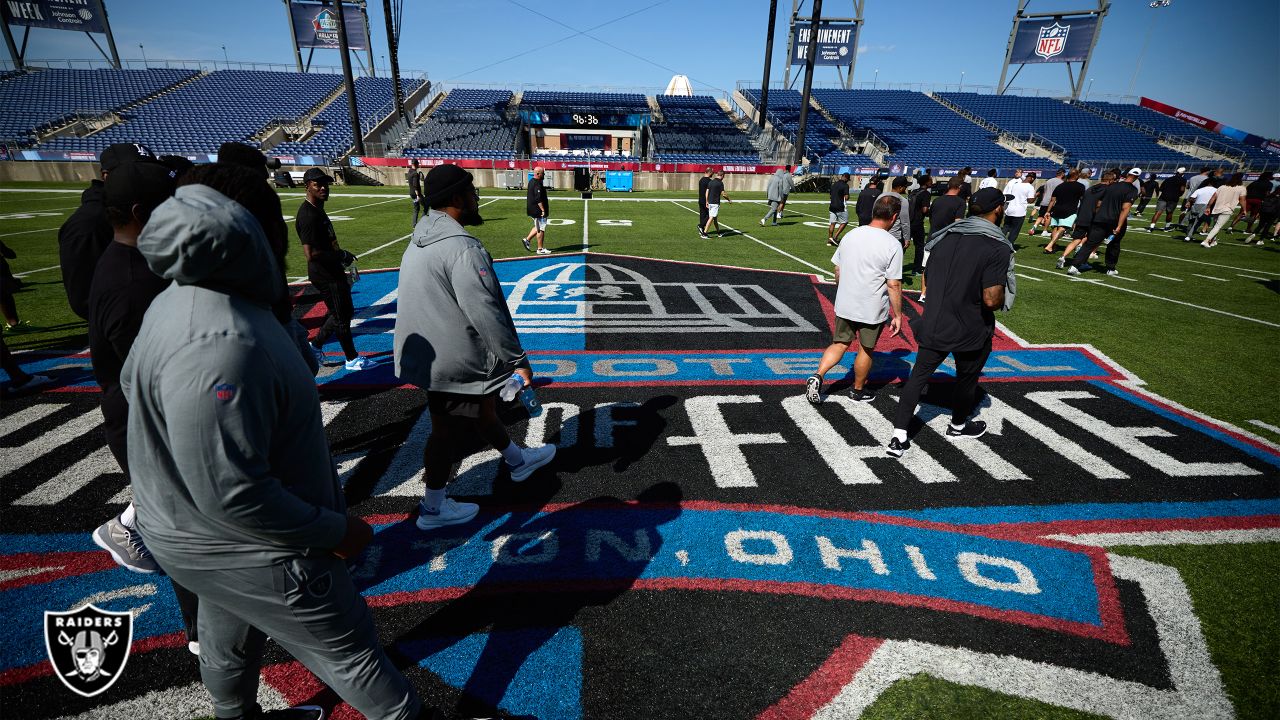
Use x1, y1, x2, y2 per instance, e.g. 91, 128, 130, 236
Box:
1015, 263, 1280, 328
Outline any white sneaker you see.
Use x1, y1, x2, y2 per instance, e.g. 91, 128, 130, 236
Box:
536, 247, 552, 255
759, 219, 766, 227
188, 641, 200, 655
1040, 231, 1050, 237
1055, 257, 1066, 269
344, 356, 368, 371
1105, 269, 1119, 276
508, 443, 556, 482
93, 515, 160, 573
1200, 240, 1212, 248
416, 498, 480, 530
1067, 265, 1080, 276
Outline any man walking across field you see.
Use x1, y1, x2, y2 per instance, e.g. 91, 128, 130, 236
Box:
702, 170, 731, 238
1067, 167, 1139, 276
1001, 171, 1036, 244
761, 166, 793, 226
1149, 167, 1187, 231
881, 176, 912, 250
523, 166, 551, 255
407, 159, 423, 227
395, 164, 557, 531
1030, 168, 1064, 236
886, 187, 1014, 458
298, 167, 364, 371
697, 167, 713, 235
827, 171, 851, 246
855, 175, 883, 227
805, 195, 904, 405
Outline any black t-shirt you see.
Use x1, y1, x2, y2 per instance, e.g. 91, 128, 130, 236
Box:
1093, 182, 1139, 227
1158, 175, 1187, 201
854, 185, 880, 221
296, 200, 343, 280
87, 242, 170, 397
929, 195, 966, 232
58, 181, 113, 320
407, 168, 422, 199
1246, 179, 1271, 200
958, 178, 973, 200
1049, 180, 1085, 218
526, 178, 549, 217
706, 179, 725, 205
1075, 183, 1107, 227
909, 187, 932, 234
918, 232, 1011, 352
1142, 179, 1160, 196
830, 180, 850, 212
697, 176, 712, 208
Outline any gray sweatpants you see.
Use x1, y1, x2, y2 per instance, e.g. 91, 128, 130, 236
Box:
159, 552, 420, 720
762, 201, 781, 223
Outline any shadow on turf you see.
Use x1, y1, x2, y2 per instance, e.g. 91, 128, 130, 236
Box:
356, 480, 683, 718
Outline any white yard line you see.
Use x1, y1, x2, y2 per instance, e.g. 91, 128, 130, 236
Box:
1015, 263, 1280, 328
0, 188, 82, 195
1147, 274, 1182, 282
287, 196, 401, 221
1248, 419, 1280, 435
669, 200, 830, 276
751, 200, 828, 222
1123, 248, 1280, 276
1237, 273, 1270, 281
0, 227, 58, 238
13, 264, 60, 278
1014, 273, 1043, 281
1190, 273, 1228, 282
357, 233, 413, 259
582, 197, 590, 251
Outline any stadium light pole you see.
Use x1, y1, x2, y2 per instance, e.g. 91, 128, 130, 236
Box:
221, 45, 228, 66
334, 0, 365, 156
793, 0, 822, 168
382, 0, 407, 122
756, 0, 779, 131
873, 68, 878, 88
1127, 1, 1167, 97
138, 43, 146, 67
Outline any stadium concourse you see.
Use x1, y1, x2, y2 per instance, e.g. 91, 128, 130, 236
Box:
1, 67, 1279, 720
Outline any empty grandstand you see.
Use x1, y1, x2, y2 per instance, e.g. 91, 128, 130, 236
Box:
651, 94, 759, 165
812, 89, 1060, 173
272, 75, 427, 161
938, 92, 1203, 168
401, 88, 518, 160
0, 67, 198, 146
1078, 100, 1274, 168
38, 70, 344, 156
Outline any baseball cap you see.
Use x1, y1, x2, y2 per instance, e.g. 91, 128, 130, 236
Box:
970, 187, 1005, 215
1176, 166, 1187, 173
99, 143, 157, 173
104, 159, 176, 213
302, 167, 335, 185
158, 155, 194, 179
421, 163, 474, 205
1127, 167, 1142, 176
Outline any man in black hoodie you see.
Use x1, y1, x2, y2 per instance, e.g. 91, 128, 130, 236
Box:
58, 143, 158, 319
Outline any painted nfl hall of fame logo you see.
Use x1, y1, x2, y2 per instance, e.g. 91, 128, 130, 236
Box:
1, 254, 1277, 718
1036, 22, 1071, 60
43, 604, 132, 698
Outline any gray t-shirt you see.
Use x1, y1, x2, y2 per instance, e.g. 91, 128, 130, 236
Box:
830, 225, 903, 324
1040, 177, 1063, 207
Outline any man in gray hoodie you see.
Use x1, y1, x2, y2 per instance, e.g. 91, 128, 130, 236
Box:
123, 164, 423, 720
760, 166, 794, 226
394, 164, 556, 531
882, 175, 913, 250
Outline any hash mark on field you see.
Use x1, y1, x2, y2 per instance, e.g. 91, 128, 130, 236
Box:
13, 264, 60, 278
1147, 274, 1181, 282
1248, 420, 1280, 435
1237, 273, 1269, 281
1015, 273, 1043, 281
1191, 273, 1227, 282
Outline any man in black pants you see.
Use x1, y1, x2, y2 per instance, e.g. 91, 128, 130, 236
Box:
887, 188, 1012, 458
298, 167, 363, 371
855, 175, 883, 227
908, 174, 933, 276
1067, 167, 1139, 277
85, 157, 202, 654
697, 167, 713, 236
407, 159, 423, 227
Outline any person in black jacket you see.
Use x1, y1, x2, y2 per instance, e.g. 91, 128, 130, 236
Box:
407, 159, 423, 227
58, 143, 158, 319
855, 175, 883, 227
298, 168, 363, 371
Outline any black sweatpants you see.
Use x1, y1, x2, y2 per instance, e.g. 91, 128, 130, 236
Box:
1002, 214, 1025, 245
893, 342, 992, 431
698, 204, 708, 232
1069, 223, 1126, 271
311, 275, 357, 361
411, 198, 422, 227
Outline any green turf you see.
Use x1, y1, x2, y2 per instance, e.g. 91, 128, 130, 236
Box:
862, 673, 1107, 720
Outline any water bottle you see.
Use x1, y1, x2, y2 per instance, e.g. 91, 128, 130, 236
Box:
499, 374, 524, 402
519, 386, 543, 417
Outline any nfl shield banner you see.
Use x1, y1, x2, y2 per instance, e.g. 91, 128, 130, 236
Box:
1010, 16, 1098, 64
44, 604, 133, 698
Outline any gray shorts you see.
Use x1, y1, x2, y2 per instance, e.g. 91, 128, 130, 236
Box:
830, 210, 849, 224
1156, 199, 1174, 214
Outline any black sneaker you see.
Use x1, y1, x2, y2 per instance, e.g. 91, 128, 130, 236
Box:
945, 420, 987, 440
886, 437, 909, 458
699, 231, 709, 239
805, 375, 822, 404
849, 387, 876, 403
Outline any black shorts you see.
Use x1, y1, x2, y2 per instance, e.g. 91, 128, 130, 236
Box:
426, 390, 496, 419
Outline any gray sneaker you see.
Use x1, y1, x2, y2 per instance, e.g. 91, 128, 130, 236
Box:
93, 514, 160, 574
1054, 257, 1066, 269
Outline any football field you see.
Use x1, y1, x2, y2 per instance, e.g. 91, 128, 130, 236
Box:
1, 182, 1278, 719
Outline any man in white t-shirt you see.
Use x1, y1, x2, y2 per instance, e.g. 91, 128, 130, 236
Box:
1001, 172, 1037, 244
979, 169, 999, 190
805, 194, 904, 405
1182, 181, 1218, 242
